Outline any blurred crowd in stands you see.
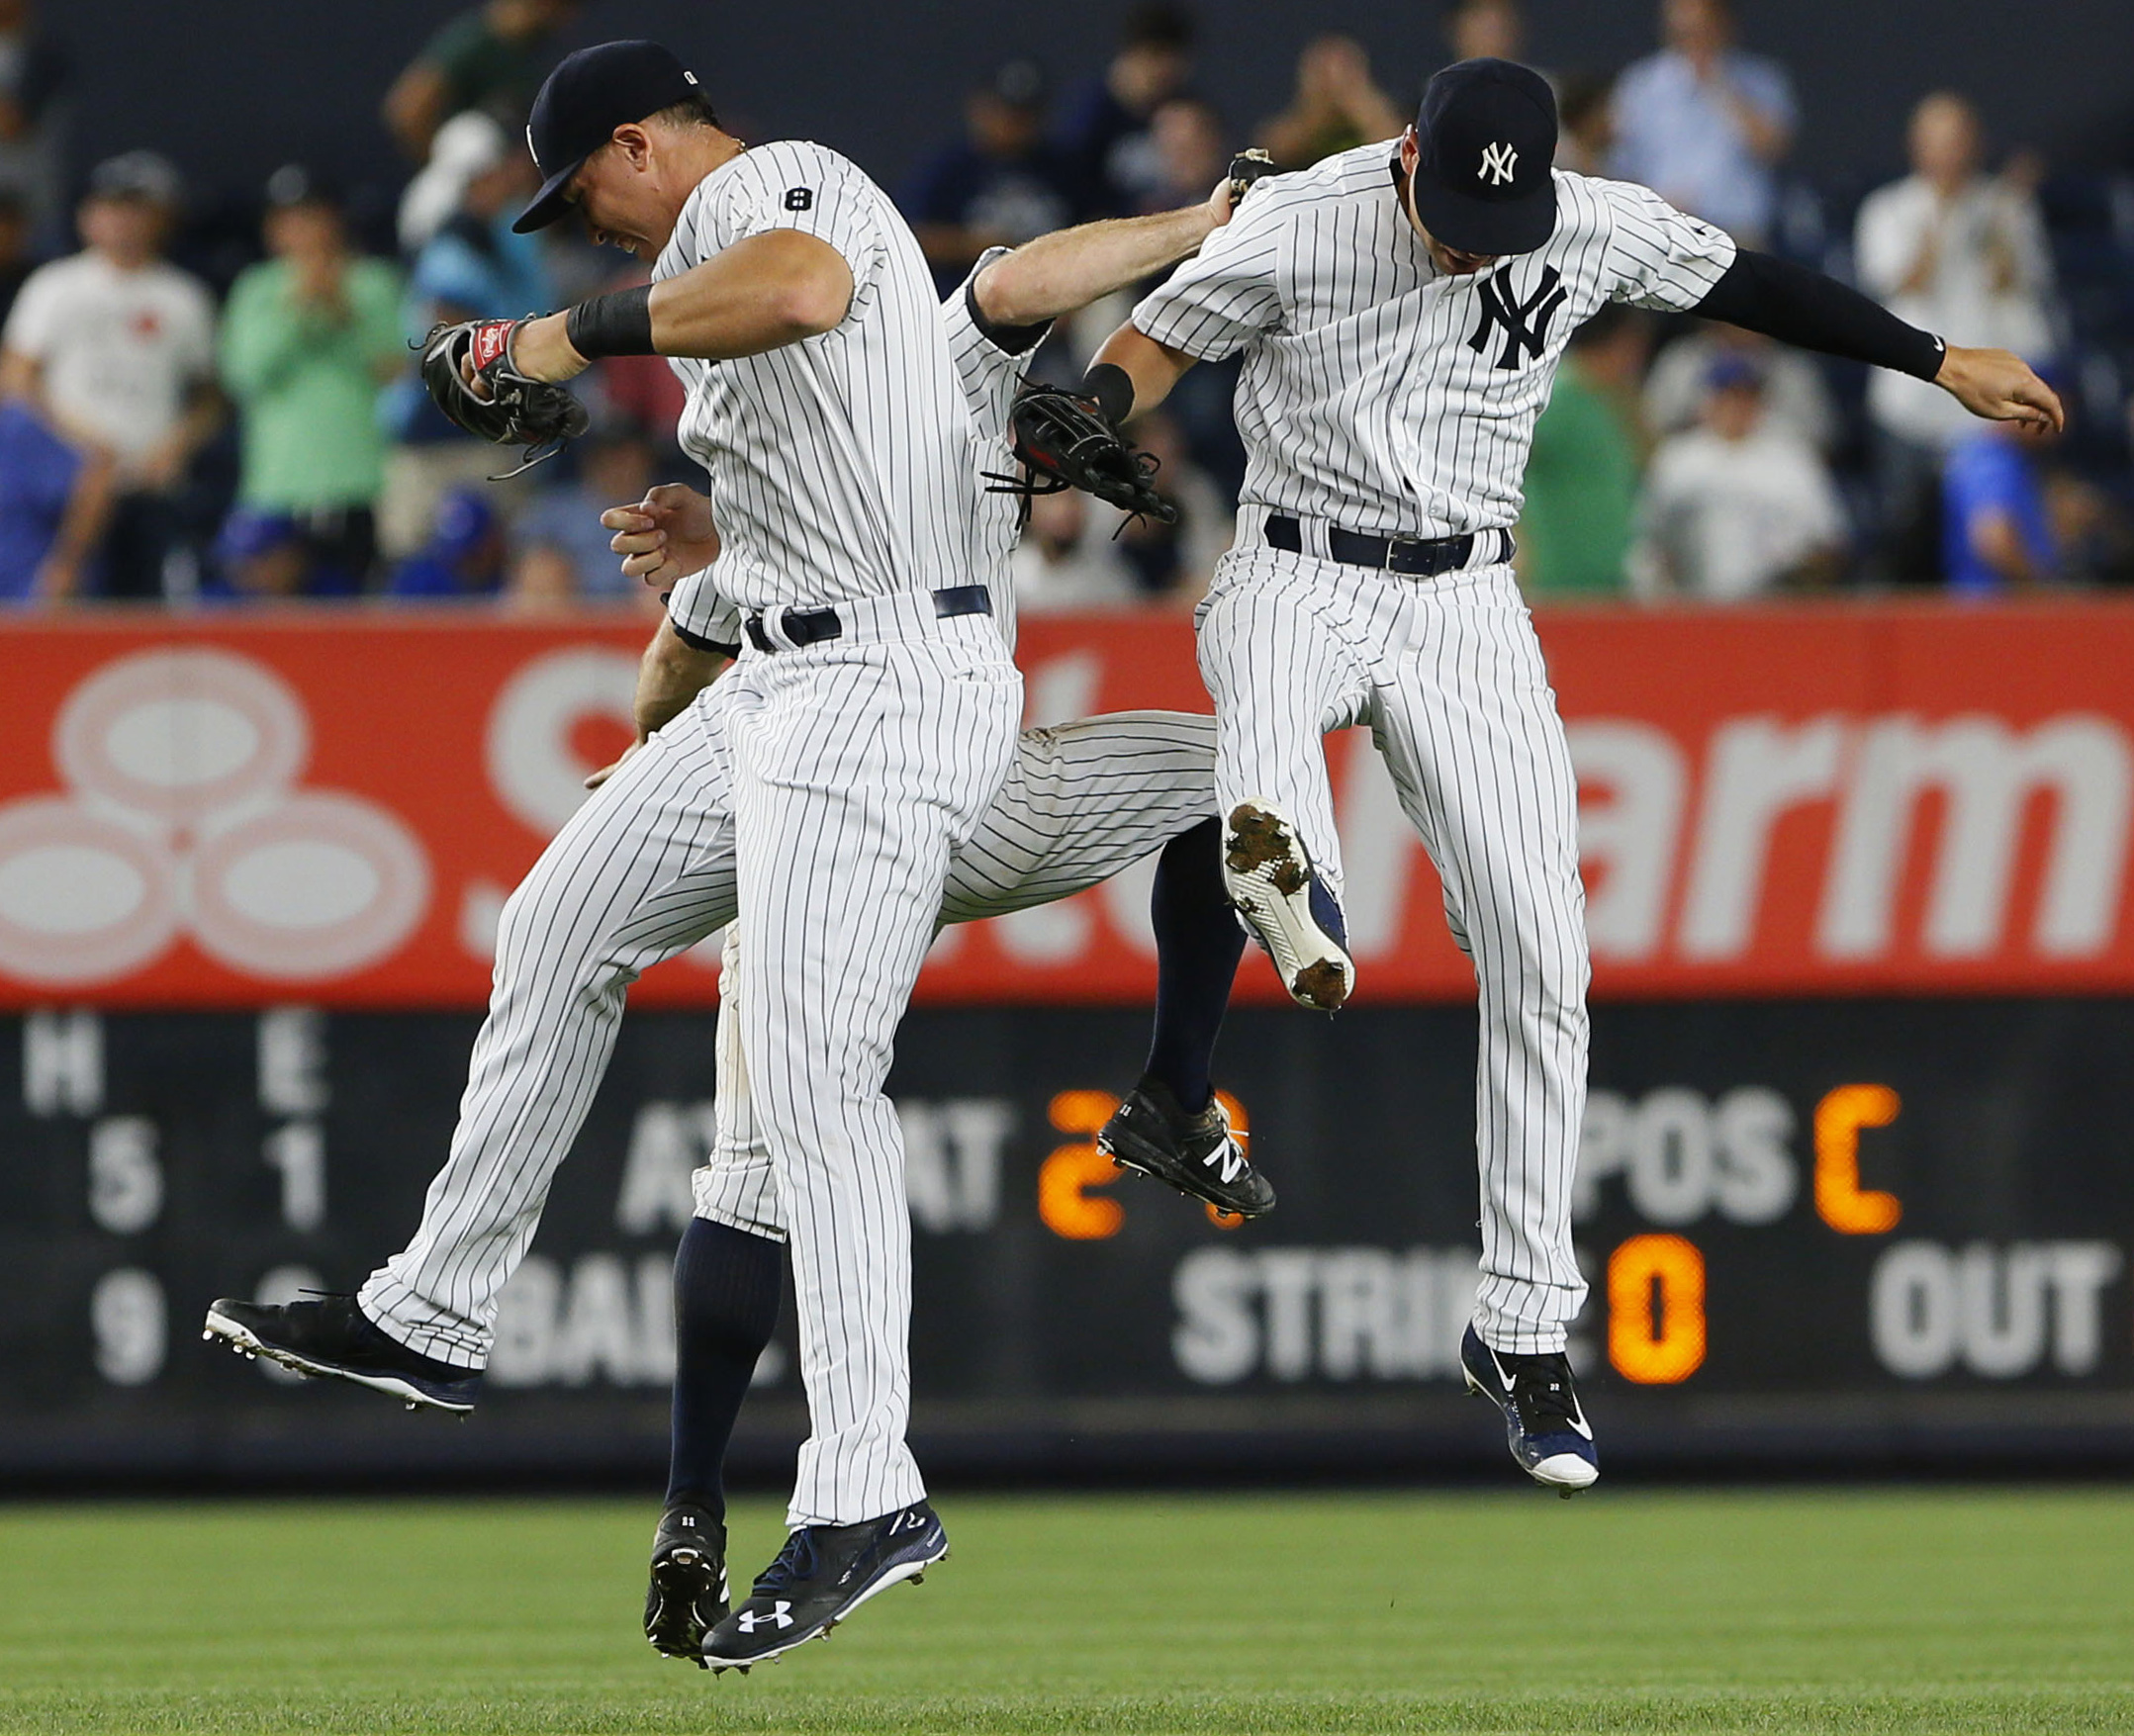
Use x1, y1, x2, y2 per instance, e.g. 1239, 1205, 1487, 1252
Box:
1, 0, 2130, 611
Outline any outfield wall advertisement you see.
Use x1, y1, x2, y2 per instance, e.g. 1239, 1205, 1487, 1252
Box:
4, 1001, 2130, 1479
5, 602, 2134, 1009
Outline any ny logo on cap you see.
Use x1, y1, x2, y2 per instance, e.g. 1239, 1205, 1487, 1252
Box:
1479, 141, 1518, 186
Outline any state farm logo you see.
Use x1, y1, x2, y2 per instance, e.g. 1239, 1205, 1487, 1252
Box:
0, 648, 430, 985
1575, 712, 2129, 963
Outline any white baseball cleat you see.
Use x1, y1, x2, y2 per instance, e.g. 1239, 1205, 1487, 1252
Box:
1221, 798, 1354, 1011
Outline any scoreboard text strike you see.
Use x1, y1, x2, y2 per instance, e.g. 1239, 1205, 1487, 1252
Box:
5, 999, 2130, 1480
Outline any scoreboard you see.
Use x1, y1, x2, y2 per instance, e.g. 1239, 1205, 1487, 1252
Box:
4, 999, 2133, 1483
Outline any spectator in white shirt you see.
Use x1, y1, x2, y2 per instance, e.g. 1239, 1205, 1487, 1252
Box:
1854, 91, 2056, 579
1632, 354, 1846, 601
1643, 323, 1838, 454
0, 151, 220, 597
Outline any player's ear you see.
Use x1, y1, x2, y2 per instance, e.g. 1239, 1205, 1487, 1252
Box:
611, 124, 654, 172
1399, 125, 1420, 169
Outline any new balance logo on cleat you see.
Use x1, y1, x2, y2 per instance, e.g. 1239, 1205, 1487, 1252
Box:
1097, 1075, 1275, 1219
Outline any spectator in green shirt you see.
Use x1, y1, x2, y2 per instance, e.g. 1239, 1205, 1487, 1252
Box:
1516, 303, 1651, 598
382, 0, 583, 161
218, 165, 404, 594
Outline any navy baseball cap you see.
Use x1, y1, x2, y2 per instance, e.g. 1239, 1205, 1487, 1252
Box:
513, 40, 706, 233
1407, 57, 1558, 256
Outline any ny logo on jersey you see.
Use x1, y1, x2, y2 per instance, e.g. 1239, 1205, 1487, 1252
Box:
1466, 263, 1568, 370
1479, 141, 1518, 186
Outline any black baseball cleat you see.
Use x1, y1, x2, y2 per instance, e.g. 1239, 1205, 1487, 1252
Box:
645, 1503, 729, 1665
1460, 1324, 1599, 1496
1098, 1075, 1274, 1219
202, 1292, 482, 1415
1222, 798, 1354, 1011
702, 1500, 948, 1671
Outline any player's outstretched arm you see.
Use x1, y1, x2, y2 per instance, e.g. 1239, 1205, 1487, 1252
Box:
974, 154, 1272, 331
1690, 249, 2064, 433
510, 230, 856, 383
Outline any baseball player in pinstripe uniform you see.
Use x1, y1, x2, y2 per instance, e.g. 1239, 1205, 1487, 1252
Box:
1077, 57, 2060, 1494
203, 77, 1271, 1663
208, 38, 1022, 1642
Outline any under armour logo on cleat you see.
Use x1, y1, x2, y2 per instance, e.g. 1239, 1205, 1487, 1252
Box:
735, 1601, 793, 1632
1479, 140, 1518, 185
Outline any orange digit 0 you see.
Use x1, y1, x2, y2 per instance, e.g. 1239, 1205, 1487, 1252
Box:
1607, 1233, 1707, 1385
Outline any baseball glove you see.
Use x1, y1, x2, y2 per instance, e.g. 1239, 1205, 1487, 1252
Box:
993, 384, 1178, 524
419, 318, 590, 476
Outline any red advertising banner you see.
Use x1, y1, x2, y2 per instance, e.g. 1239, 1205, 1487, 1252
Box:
2, 600, 2131, 1008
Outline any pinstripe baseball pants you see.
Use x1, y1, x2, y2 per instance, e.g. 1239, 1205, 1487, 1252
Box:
366, 608, 1020, 1525
696, 710, 1219, 1236
1195, 532, 1590, 1354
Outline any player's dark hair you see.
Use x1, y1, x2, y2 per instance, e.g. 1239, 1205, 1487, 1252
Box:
644, 93, 723, 133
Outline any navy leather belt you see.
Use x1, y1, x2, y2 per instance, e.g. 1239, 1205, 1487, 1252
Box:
1264, 513, 1513, 577
744, 585, 991, 654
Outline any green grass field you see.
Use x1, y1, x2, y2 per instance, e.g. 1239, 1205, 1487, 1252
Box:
2, 1491, 2131, 1734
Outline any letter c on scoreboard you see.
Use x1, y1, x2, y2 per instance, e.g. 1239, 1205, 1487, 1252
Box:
1813, 1083, 1903, 1234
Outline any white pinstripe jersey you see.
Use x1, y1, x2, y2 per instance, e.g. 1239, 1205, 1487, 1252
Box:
1131, 143, 1737, 538
656, 139, 982, 611
670, 247, 1041, 654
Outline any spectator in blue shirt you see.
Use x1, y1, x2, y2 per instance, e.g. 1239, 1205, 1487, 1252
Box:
905, 61, 1076, 297
0, 398, 113, 603
1941, 423, 2057, 595
1610, 0, 1796, 245
387, 487, 508, 599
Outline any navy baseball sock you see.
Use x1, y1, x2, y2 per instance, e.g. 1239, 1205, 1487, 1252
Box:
665, 1215, 784, 1519
1142, 817, 1246, 1115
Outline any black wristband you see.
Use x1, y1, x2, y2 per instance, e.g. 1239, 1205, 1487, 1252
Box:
1692, 250, 1945, 382
1080, 361, 1136, 428
565, 284, 656, 359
